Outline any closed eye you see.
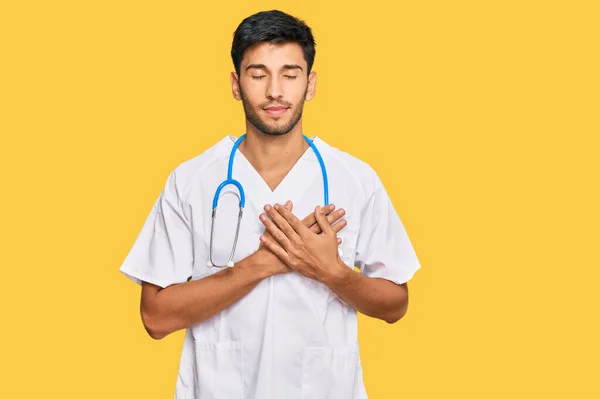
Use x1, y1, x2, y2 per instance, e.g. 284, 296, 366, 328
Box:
251, 75, 297, 80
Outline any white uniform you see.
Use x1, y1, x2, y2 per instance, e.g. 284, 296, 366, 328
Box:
119, 135, 421, 399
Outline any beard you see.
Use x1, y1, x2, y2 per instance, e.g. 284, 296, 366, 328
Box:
239, 86, 307, 136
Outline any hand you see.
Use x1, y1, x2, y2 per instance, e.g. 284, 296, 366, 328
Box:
256, 201, 347, 276
259, 202, 347, 282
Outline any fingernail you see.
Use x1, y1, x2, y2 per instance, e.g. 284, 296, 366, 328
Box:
274, 204, 279, 210
259, 214, 266, 221
285, 200, 291, 207
339, 209, 345, 216
317, 205, 324, 214
264, 204, 271, 211
260, 235, 266, 242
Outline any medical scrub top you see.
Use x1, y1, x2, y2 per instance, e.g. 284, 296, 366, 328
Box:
119, 135, 421, 399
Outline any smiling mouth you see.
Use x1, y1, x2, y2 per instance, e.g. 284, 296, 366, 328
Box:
264, 107, 289, 116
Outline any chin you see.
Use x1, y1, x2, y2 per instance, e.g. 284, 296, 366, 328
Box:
255, 120, 293, 136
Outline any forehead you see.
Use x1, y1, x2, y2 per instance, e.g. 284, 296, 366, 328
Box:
241, 42, 307, 70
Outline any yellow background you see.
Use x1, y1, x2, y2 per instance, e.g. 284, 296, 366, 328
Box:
1, 0, 598, 398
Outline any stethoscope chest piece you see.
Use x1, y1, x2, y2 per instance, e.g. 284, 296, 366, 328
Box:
207, 192, 244, 268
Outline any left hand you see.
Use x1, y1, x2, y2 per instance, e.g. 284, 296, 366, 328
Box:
259, 202, 345, 282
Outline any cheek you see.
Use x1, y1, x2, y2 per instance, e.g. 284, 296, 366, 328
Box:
285, 90, 305, 109
240, 82, 264, 102
289, 81, 308, 98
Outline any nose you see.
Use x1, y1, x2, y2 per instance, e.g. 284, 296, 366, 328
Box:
266, 75, 283, 99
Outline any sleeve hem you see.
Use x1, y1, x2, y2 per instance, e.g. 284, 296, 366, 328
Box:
119, 266, 185, 289
364, 262, 421, 286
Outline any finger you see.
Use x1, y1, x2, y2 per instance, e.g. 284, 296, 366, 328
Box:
331, 218, 348, 234
315, 205, 334, 236
337, 237, 342, 245
301, 203, 335, 228
274, 203, 311, 239
259, 211, 293, 250
264, 201, 291, 241
259, 235, 290, 264
309, 207, 345, 234
265, 204, 302, 245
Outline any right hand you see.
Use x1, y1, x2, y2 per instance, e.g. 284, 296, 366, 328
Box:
255, 201, 347, 276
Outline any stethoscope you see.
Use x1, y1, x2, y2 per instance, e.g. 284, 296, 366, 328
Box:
207, 134, 329, 268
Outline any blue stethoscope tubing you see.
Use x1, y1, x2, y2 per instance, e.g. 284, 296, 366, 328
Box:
207, 134, 329, 268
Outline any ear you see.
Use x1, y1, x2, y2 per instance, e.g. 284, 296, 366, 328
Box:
231, 72, 242, 101
305, 71, 317, 101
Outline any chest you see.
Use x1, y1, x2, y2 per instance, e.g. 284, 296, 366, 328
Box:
187, 157, 364, 280
261, 168, 291, 192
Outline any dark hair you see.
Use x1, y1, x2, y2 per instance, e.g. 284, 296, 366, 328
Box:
231, 10, 316, 76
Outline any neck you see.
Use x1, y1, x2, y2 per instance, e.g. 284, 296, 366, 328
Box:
238, 123, 309, 174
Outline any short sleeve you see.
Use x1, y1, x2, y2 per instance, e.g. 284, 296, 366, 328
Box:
354, 181, 421, 285
119, 170, 194, 288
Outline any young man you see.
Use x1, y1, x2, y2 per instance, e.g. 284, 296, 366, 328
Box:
120, 9, 421, 399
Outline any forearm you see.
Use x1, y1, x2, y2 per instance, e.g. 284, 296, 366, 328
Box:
323, 260, 409, 324
143, 251, 273, 339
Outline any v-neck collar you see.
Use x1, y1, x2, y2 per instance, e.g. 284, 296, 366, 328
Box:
221, 134, 325, 206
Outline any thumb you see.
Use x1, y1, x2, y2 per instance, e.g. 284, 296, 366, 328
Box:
314, 205, 333, 236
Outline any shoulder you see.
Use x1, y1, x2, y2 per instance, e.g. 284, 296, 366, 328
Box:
163, 136, 232, 199
316, 137, 383, 198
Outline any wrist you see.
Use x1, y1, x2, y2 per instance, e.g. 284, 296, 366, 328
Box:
321, 258, 353, 288
233, 250, 270, 280
247, 248, 279, 278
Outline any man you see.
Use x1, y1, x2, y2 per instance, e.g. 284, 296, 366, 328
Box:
119, 9, 421, 399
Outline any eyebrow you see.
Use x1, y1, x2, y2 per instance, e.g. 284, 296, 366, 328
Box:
245, 64, 304, 72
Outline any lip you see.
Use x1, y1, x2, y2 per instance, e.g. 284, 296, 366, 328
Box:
264, 107, 288, 116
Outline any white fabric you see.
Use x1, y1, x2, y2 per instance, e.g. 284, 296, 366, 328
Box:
119, 135, 421, 399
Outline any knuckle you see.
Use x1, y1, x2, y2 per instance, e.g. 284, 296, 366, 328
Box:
274, 231, 285, 241
281, 227, 290, 238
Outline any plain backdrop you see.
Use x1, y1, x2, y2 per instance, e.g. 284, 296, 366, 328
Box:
1, 1, 598, 398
